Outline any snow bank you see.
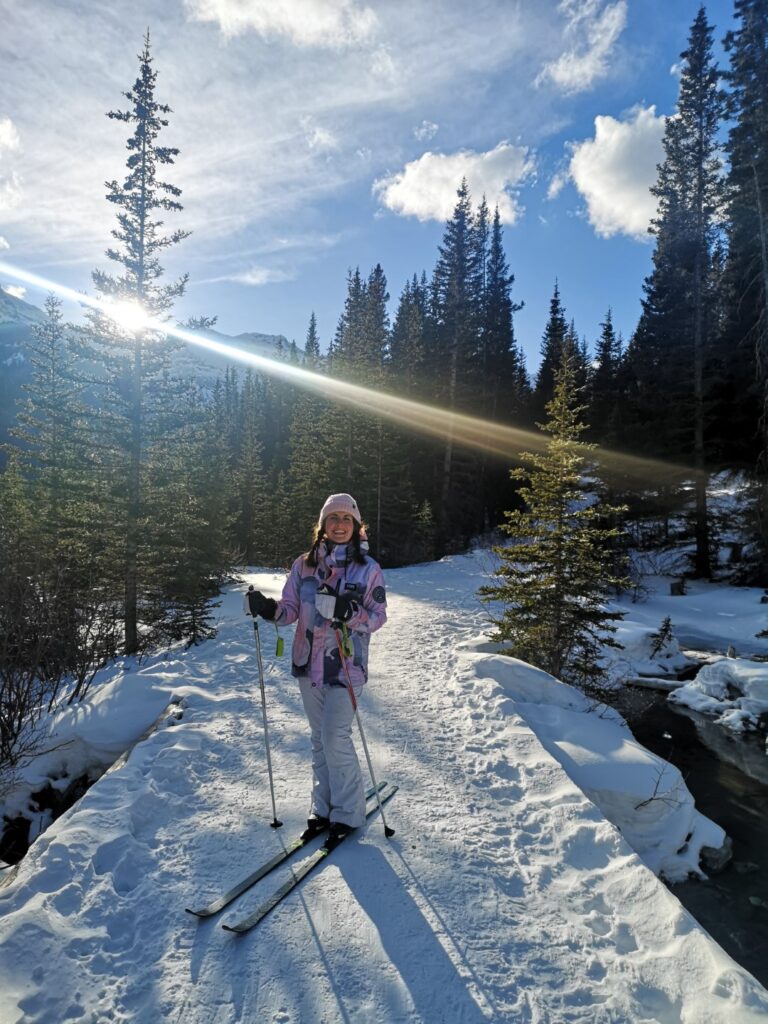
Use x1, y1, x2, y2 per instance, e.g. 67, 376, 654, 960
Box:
669, 658, 768, 735
613, 578, 768, 661
456, 638, 727, 882
1, 659, 183, 833
605, 614, 698, 688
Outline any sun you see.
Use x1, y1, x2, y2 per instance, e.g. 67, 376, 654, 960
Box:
104, 299, 149, 333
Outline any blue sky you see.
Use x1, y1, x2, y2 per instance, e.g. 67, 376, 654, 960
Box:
0, 0, 736, 372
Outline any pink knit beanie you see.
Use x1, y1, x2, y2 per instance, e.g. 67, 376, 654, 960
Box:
318, 493, 362, 526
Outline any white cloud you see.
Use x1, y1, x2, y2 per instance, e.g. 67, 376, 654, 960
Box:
373, 143, 535, 225
547, 170, 569, 200
204, 266, 296, 286
538, 0, 627, 94
183, 0, 378, 48
2, 284, 26, 299
301, 116, 339, 152
414, 120, 439, 142
370, 46, 397, 81
0, 117, 21, 153
0, 236, 9, 251
0, 116, 22, 213
565, 105, 665, 240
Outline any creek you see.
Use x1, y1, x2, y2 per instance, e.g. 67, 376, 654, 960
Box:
611, 677, 768, 989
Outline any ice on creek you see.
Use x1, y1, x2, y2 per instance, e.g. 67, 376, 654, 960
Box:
670, 658, 768, 735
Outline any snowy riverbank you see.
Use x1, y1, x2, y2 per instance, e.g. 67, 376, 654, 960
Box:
1, 552, 767, 1022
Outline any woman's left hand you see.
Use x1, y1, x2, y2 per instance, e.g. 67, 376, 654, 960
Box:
333, 594, 358, 622
315, 586, 357, 622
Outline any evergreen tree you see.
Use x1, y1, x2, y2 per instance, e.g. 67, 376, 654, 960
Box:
323, 266, 391, 555
479, 207, 528, 529
73, 32, 192, 653
11, 295, 80, 542
722, 0, 768, 574
232, 369, 270, 563
0, 457, 61, 776
430, 179, 484, 546
11, 294, 123, 690
589, 309, 622, 445
384, 278, 434, 562
480, 347, 628, 688
151, 385, 232, 646
285, 313, 332, 554
629, 6, 725, 576
532, 282, 568, 423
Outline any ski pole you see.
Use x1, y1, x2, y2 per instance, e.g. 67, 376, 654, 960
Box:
251, 614, 282, 829
334, 625, 395, 839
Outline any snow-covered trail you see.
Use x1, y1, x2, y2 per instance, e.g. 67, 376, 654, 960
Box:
1, 554, 767, 1024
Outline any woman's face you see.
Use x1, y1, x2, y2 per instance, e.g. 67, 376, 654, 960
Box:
325, 512, 355, 545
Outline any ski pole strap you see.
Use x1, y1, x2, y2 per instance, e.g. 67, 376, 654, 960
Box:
273, 622, 284, 657
334, 627, 358, 711
340, 622, 353, 658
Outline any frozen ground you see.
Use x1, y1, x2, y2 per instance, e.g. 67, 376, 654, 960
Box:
1, 552, 767, 1023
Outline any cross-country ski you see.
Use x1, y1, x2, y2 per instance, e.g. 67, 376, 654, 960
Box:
223, 785, 399, 935
185, 783, 387, 919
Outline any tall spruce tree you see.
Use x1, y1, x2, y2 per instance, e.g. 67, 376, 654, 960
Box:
386, 277, 435, 562
723, 0, 768, 574
630, 6, 725, 577
323, 266, 391, 554
431, 180, 484, 547
533, 282, 568, 423
285, 313, 332, 554
73, 32, 192, 653
233, 369, 270, 563
480, 347, 628, 688
588, 309, 622, 445
12, 295, 78, 542
479, 206, 528, 529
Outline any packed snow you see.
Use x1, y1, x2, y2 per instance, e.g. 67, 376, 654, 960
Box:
1, 551, 767, 1023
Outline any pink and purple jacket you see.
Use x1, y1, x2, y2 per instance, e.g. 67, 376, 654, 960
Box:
274, 541, 387, 688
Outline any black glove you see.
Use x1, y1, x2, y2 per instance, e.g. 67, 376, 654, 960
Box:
333, 593, 358, 623
245, 587, 277, 620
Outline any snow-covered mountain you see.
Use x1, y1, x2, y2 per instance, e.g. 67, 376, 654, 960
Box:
0, 288, 47, 449
171, 326, 293, 384
0, 287, 290, 453
0, 287, 47, 330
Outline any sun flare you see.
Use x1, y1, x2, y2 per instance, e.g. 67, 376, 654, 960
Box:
104, 299, 149, 333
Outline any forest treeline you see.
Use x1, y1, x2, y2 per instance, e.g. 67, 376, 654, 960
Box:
1, 4, 768, 764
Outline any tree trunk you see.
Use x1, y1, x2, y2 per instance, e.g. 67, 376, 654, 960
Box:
692, 242, 711, 578
124, 340, 142, 655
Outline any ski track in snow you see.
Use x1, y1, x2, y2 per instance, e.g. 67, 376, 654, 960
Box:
1, 553, 768, 1023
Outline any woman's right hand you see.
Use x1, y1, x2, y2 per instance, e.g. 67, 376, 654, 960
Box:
244, 587, 277, 620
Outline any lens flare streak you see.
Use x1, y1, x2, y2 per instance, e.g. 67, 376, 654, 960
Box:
0, 258, 693, 482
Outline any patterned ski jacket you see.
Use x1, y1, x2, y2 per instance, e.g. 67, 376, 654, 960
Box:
274, 541, 387, 688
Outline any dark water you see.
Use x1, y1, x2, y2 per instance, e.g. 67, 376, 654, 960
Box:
614, 686, 768, 988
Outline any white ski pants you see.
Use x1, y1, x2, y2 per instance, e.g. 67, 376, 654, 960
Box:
299, 677, 366, 828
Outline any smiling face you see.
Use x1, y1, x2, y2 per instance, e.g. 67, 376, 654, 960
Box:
324, 512, 355, 545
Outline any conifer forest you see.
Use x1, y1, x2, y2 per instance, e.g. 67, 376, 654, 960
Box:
2, 1, 768, 756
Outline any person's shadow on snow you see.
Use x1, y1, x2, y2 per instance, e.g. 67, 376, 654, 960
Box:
336, 842, 495, 1023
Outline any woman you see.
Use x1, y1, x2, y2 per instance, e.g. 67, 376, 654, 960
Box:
245, 493, 387, 844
